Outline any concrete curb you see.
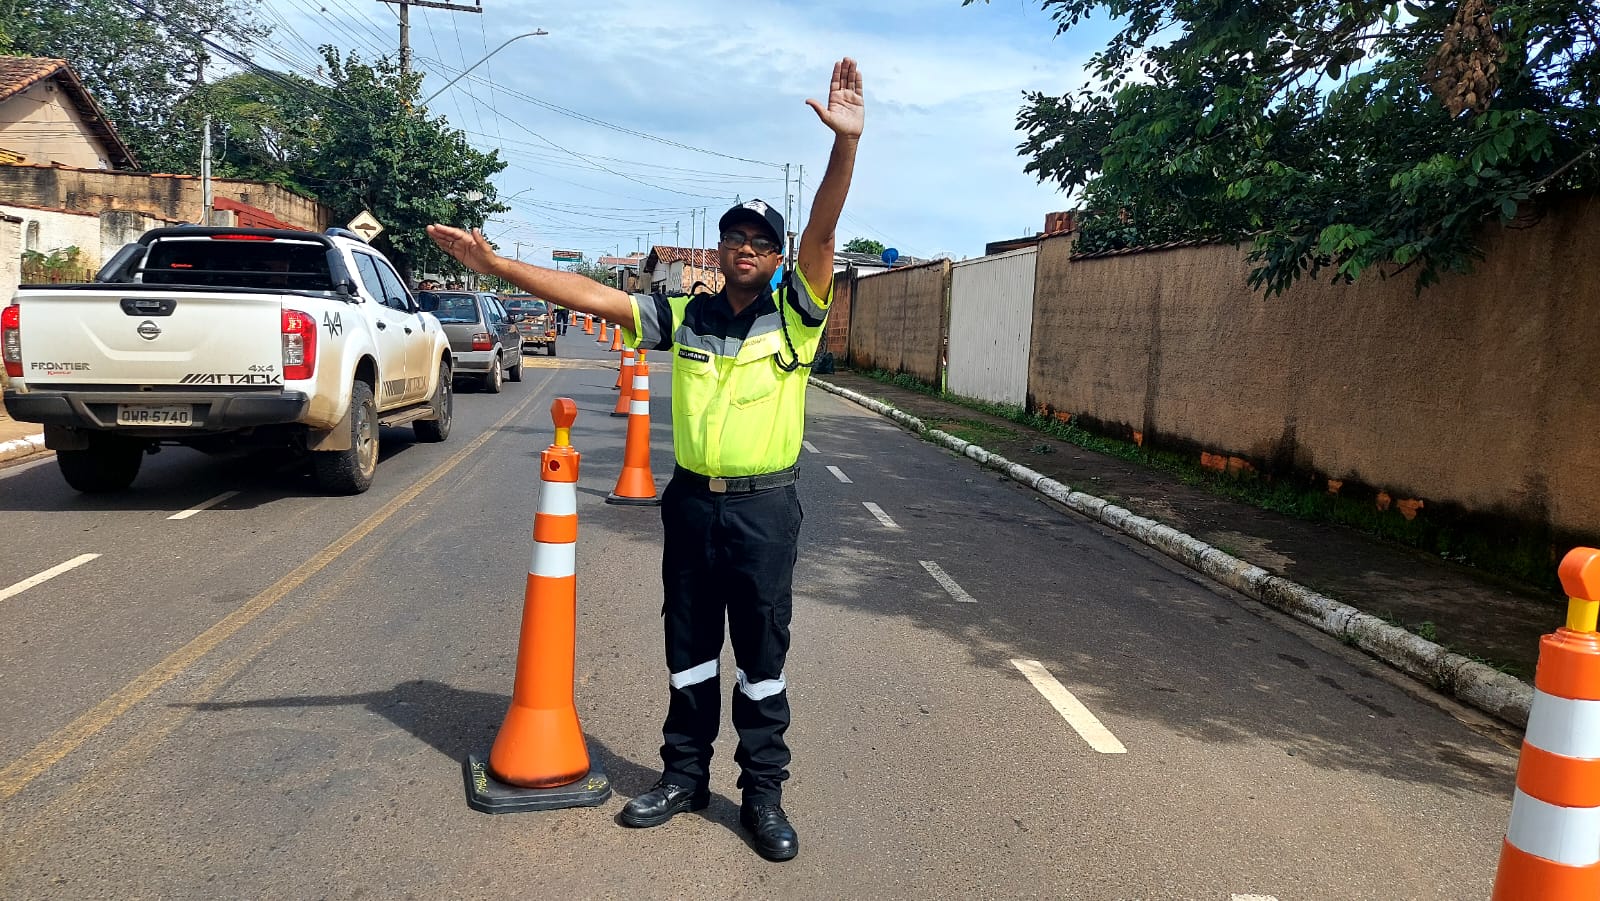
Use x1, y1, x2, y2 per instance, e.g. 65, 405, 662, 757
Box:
0, 432, 47, 468
811, 377, 1533, 728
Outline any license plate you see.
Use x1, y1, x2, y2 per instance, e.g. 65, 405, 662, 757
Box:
116, 404, 194, 426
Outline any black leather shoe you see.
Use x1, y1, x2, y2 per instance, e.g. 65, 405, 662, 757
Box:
740, 803, 799, 861
619, 780, 710, 828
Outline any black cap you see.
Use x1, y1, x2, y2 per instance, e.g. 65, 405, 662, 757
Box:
718, 199, 785, 247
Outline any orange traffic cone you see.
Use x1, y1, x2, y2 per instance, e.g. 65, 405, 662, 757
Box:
582, 313, 594, 335
464, 398, 611, 814
607, 351, 659, 506
611, 349, 636, 412
608, 323, 623, 352
595, 320, 608, 346
1492, 547, 1600, 898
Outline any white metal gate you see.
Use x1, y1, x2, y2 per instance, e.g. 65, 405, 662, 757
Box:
946, 247, 1037, 406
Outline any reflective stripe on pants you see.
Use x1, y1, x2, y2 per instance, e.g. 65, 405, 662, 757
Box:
658, 472, 802, 804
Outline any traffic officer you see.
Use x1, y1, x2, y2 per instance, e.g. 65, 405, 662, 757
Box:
427, 57, 864, 863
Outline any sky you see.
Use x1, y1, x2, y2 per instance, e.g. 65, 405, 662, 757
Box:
249, 0, 1115, 263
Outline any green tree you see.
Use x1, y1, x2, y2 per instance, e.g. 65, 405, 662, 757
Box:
567, 258, 617, 288
5, 0, 266, 173
967, 0, 1600, 294
843, 237, 886, 255
201, 49, 506, 280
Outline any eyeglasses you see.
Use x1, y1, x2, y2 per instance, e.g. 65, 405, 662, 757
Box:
719, 230, 780, 255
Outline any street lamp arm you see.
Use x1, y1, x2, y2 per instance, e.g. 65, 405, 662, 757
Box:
421, 30, 548, 106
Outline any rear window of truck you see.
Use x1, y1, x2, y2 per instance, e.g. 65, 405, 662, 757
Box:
143, 238, 334, 291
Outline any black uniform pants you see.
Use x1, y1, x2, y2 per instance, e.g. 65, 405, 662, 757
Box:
554, 309, 569, 335
658, 472, 802, 805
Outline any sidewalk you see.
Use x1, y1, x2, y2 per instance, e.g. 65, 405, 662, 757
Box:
814, 370, 1560, 727
0, 404, 47, 467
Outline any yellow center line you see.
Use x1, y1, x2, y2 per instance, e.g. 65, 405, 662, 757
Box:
0, 374, 555, 801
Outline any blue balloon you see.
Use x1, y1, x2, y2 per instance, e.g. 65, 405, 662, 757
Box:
881, 248, 899, 265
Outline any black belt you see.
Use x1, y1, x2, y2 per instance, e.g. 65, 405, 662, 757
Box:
673, 465, 799, 494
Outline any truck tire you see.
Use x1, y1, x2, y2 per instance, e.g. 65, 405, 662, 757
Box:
483, 354, 503, 394
546, 341, 557, 357
312, 381, 377, 494
57, 434, 143, 493
414, 361, 453, 442
507, 350, 523, 382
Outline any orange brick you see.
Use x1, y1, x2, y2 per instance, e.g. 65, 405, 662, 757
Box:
1397, 498, 1424, 520
1376, 490, 1392, 512
1133, 430, 1144, 447
1200, 452, 1227, 473
1327, 479, 1343, 496
1226, 456, 1255, 476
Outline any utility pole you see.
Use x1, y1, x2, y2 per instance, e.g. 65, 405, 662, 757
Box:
796, 164, 804, 238
378, 0, 483, 79
200, 116, 213, 226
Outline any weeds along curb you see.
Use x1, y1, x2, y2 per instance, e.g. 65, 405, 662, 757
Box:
811, 378, 1534, 729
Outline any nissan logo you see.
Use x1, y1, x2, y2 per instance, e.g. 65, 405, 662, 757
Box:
136, 320, 161, 341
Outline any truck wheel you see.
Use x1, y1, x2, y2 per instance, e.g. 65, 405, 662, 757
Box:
312, 381, 377, 494
546, 341, 557, 358
482, 354, 503, 394
507, 352, 523, 382
57, 435, 143, 493
414, 361, 453, 442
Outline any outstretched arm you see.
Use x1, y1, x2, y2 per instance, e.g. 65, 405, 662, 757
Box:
425, 225, 634, 323
797, 58, 864, 295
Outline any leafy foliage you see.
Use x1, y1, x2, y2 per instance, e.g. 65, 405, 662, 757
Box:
843, 237, 887, 255
966, 0, 1600, 294
4, 0, 266, 173
204, 49, 506, 280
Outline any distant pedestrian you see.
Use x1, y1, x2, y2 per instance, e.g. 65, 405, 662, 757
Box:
554, 305, 570, 335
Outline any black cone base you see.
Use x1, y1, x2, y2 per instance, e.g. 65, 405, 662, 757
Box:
605, 491, 661, 506
464, 749, 612, 814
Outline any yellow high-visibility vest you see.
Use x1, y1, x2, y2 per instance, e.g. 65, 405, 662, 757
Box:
623, 267, 832, 477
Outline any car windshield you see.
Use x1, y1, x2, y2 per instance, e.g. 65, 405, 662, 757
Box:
506, 297, 547, 315
416, 291, 480, 323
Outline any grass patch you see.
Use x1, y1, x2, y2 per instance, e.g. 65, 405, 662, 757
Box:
853, 367, 1559, 592
927, 418, 1019, 445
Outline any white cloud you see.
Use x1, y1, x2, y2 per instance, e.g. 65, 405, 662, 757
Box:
264, 0, 1103, 259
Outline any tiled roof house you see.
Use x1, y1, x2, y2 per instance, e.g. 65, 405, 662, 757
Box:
0, 57, 137, 170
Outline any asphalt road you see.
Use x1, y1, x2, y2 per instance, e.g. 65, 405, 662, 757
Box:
0, 328, 1520, 899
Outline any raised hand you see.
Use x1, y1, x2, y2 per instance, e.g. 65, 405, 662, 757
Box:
425, 224, 499, 274
805, 58, 864, 139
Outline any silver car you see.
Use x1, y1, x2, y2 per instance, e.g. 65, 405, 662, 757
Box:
416, 291, 522, 392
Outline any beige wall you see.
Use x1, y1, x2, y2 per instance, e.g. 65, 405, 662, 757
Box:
1028, 195, 1600, 540
0, 81, 115, 169
847, 259, 949, 385
0, 215, 20, 302
0, 164, 328, 232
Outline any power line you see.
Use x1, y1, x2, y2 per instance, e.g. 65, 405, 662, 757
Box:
414, 56, 784, 169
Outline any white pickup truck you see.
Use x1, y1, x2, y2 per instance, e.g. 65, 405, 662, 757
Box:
1, 225, 454, 494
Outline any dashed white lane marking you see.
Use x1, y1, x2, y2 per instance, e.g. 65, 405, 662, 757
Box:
1011, 659, 1127, 754
826, 465, 852, 484
802, 440, 819, 453
862, 502, 899, 530
919, 561, 975, 603
1232, 895, 1279, 900
167, 491, 240, 521
0, 554, 100, 604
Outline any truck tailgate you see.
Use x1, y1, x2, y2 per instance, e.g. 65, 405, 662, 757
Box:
18, 288, 285, 387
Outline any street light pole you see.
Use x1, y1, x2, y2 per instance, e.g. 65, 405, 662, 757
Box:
422, 30, 549, 105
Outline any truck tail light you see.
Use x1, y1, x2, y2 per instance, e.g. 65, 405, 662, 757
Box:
282, 309, 317, 380
2, 304, 20, 378
471, 332, 493, 351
